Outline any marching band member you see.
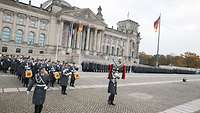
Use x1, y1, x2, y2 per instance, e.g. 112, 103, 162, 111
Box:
48, 63, 56, 87
70, 63, 79, 87
27, 67, 50, 113
60, 63, 71, 95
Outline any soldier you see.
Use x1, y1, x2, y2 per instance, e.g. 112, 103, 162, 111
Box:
2, 56, 10, 73
48, 63, 56, 87
60, 63, 71, 95
70, 63, 79, 87
107, 58, 126, 105
27, 67, 50, 113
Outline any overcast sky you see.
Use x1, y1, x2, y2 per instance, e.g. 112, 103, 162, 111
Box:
20, 0, 200, 55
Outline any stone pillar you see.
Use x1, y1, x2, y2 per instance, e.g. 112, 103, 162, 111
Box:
93, 28, 98, 55
67, 22, 73, 52
99, 31, 104, 54
56, 20, 64, 56
35, 19, 40, 46
96, 31, 100, 53
72, 25, 77, 49
115, 41, 118, 56
81, 26, 86, 50
89, 29, 93, 51
0, 9, 3, 35
11, 12, 17, 41
59, 21, 64, 46
125, 39, 130, 59
85, 26, 90, 54
75, 24, 81, 54
24, 15, 30, 43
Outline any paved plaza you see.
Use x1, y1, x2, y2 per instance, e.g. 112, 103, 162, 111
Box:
1, 72, 200, 113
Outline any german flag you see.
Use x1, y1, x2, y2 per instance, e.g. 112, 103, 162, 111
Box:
154, 16, 160, 32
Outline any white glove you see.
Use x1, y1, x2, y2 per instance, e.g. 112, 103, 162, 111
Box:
26, 91, 30, 95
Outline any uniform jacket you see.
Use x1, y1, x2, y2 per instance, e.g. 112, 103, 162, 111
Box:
27, 73, 50, 105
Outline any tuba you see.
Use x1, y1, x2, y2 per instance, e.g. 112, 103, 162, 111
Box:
54, 72, 60, 80
25, 70, 33, 78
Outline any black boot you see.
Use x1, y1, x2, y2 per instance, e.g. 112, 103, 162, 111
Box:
110, 94, 115, 106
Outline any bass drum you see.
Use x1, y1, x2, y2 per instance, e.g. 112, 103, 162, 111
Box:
54, 72, 61, 80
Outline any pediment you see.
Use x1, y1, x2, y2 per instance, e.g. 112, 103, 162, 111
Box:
61, 8, 106, 26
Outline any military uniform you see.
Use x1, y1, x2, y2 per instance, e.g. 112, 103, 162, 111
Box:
60, 65, 71, 95
27, 69, 50, 113
70, 65, 78, 87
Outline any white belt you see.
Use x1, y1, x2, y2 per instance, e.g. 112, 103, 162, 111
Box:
36, 84, 46, 87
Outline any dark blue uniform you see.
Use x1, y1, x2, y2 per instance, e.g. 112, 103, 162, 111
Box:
27, 72, 50, 113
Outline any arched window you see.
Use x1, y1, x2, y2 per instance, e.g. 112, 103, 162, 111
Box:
106, 45, 109, 55
1, 27, 11, 41
117, 48, 119, 56
28, 31, 35, 46
112, 47, 115, 56
39, 33, 45, 47
16, 30, 23, 44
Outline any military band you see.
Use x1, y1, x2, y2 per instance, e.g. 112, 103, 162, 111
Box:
0, 54, 127, 113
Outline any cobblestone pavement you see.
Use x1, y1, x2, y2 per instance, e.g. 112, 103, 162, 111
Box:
1, 72, 200, 88
1, 72, 200, 113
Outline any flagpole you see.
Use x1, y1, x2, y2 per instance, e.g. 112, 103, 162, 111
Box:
156, 14, 161, 67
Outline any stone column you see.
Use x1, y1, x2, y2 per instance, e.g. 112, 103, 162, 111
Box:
75, 24, 81, 54
67, 22, 73, 53
11, 12, 17, 41
99, 31, 104, 54
93, 28, 98, 55
89, 29, 93, 51
56, 20, 64, 56
0, 9, 3, 35
72, 25, 77, 49
96, 31, 100, 53
81, 26, 86, 50
85, 26, 90, 54
0, 9, 2, 48
59, 21, 64, 46
35, 19, 40, 46
115, 41, 118, 56
125, 39, 130, 60
24, 15, 30, 43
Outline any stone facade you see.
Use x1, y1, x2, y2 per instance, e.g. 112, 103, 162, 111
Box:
0, 0, 141, 65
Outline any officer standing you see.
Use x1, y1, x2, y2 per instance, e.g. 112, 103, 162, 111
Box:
27, 67, 50, 113
107, 58, 126, 106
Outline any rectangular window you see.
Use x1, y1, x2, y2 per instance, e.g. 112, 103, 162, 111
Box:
17, 14, 26, 25
106, 46, 109, 55
16, 48, 21, 53
117, 48, 119, 56
28, 49, 33, 53
39, 51, 44, 54
3, 13, 13, 22
2, 47, 8, 52
112, 47, 115, 56
30, 17, 38, 28
40, 20, 48, 30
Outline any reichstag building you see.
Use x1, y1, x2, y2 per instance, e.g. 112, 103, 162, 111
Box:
0, 0, 141, 65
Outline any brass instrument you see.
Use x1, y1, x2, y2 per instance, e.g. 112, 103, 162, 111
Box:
74, 72, 80, 80
25, 70, 33, 78
54, 72, 61, 80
